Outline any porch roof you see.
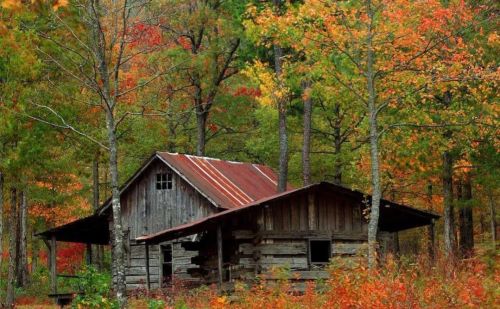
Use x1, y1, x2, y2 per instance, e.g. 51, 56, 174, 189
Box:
36, 215, 109, 245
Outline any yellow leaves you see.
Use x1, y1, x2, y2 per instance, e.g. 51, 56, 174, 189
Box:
243, 61, 289, 108
1, 0, 68, 11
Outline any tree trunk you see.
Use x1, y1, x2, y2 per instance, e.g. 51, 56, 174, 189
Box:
92, 155, 104, 270
87, 0, 127, 302
302, 80, 312, 186
488, 189, 497, 249
442, 150, 456, 258
0, 172, 3, 268
441, 89, 456, 259
6, 188, 18, 307
196, 109, 207, 156
18, 191, 28, 286
332, 104, 342, 185
273, 0, 288, 193
365, 0, 381, 269
459, 175, 474, 258
105, 109, 127, 307
31, 231, 39, 275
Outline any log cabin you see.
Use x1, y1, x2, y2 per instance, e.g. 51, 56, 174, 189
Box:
38, 152, 439, 294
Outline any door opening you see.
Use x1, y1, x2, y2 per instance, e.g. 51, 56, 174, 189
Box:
161, 244, 173, 286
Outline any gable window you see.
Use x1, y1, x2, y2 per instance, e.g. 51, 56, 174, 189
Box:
309, 239, 332, 265
156, 173, 173, 190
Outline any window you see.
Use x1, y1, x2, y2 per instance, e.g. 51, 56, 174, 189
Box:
156, 173, 173, 190
309, 239, 332, 265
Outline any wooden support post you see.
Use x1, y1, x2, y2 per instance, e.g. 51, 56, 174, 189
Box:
394, 232, 400, 256
307, 192, 316, 230
86, 243, 92, 266
428, 219, 435, 261
217, 225, 223, 287
50, 235, 57, 294
145, 243, 151, 291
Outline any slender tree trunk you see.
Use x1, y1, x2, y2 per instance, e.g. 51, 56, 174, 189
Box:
365, 0, 381, 269
93, 155, 104, 270
441, 89, 456, 259
105, 109, 127, 307
6, 188, 18, 307
196, 109, 207, 156
332, 104, 342, 185
18, 191, 28, 286
426, 184, 435, 261
31, 231, 39, 274
87, 0, 127, 303
167, 114, 177, 152
272, 0, 288, 193
488, 189, 497, 249
302, 80, 312, 186
459, 175, 474, 258
442, 150, 456, 258
0, 172, 3, 268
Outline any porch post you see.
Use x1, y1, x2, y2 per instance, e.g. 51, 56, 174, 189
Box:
428, 219, 435, 262
50, 235, 57, 294
145, 243, 151, 291
216, 225, 223, 287
86, 243, 92, 265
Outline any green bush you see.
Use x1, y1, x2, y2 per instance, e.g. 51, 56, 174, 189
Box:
147, 298, 166, 309
72, 266, 117, 309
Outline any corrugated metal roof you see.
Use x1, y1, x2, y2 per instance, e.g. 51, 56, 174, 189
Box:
157, 152, 292, 209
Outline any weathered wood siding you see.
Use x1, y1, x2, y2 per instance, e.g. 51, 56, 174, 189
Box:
118, 160, 217, 289
262, 190, 368, 234
229, 191, 390, 284
120, 160, 216, 239
126, 244, 160, 290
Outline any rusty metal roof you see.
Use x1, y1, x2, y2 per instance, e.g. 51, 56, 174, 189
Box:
97, 152, 292, 215
157, 152, 292, 209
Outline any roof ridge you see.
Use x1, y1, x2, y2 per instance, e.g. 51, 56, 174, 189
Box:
158, 151, 261, 165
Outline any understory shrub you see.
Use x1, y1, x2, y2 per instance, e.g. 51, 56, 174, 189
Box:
72, 266, 117, 309
142, 254, 498, 309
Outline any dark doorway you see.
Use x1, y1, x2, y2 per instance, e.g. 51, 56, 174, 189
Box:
161, 244, 173, 286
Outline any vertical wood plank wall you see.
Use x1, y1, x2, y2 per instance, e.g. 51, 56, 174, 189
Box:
118, 160, 217, 289
121, 161, 216, 239
263, 191, 368, 234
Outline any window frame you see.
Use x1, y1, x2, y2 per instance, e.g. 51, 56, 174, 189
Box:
156, 172, 173, 190
308, 238, 332, 266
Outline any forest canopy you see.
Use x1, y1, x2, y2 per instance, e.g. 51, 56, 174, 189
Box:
0, 0, 498, 308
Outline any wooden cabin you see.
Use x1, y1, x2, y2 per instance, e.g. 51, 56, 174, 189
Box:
38, 152, 439, 293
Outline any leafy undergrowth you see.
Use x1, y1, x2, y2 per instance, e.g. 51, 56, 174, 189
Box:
137, 254, 499, 309
9, 252, 499, 308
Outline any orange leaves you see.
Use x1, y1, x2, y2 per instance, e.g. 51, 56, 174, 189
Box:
52, 0, 68, 11
0, 0, 22, 10
150, 257, 495, 309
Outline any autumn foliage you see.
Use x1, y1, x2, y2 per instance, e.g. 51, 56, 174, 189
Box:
129, 255, 499, 309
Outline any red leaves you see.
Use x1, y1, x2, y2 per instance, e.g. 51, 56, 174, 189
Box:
129, 23, 162, 48
39, 243, 85, 274
233, 86, 262, 98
